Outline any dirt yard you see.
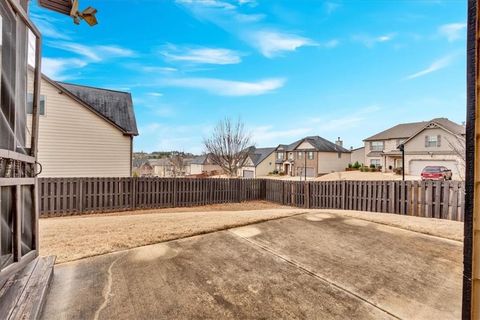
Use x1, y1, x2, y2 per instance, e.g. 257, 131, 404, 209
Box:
40, 201, 302, 263
315, 171, 419, 181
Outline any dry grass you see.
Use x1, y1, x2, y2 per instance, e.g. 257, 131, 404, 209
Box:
315, 171, 419, 181
316, 209, 463, 242
40, 201, 303, 264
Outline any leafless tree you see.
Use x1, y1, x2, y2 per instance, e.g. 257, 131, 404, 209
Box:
169, 152, 186, 177
203, 118, 253, 177
445, 135, 466, 181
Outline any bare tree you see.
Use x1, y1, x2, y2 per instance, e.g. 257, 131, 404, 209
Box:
169, 152, 186, 177
445, 135, 466, 181
203, 118, 253, 177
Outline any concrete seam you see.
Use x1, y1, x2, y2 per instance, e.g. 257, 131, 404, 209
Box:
229, 230, 402, 320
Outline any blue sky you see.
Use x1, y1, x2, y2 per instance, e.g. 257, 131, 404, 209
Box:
30, 0, 467, 154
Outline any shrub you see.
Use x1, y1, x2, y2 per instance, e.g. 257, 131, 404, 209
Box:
279, 172, 285, 176
272, 169, 279, 174
348, 163, 353, 169
352, 161, 361, 169
369, 164, 376, 169
394, 167, 403, 175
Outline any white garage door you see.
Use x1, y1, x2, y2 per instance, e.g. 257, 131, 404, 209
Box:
409, 160, 458, 176
243, 170, 254, 178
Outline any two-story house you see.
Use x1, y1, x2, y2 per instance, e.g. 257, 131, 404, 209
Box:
274, 136, 351, 177
364, 118, 465, 178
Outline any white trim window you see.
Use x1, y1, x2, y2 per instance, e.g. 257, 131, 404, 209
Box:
27, 93, 45, 115
370, 141, 384, 151
297, 151, 303, 159
307, 151, 314, 160
425, 135, 441, 148
370, 159, 381, 167
276, 152, 284, 160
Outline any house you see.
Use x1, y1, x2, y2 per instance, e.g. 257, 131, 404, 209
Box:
363, 118, 465, 178
238, 147, 276, 178
132, 159, 154, 177
350, 147, 365, 165
27, 73, 138, 177
189, 154, 223, 176
274, 136, 351, 177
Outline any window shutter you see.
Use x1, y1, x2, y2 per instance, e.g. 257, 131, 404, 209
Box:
425, 136, 428, 147
437, 135, 441, 147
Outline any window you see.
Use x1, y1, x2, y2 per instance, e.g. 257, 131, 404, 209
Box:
308, 151, 314, 160
338, 152, 342, 159
27, 93, 45, 115
371, 159, 381, 167
297, 151, 303, 159
276, 152, 284, 160
425, 135, 441, 148
370, 141, 384, 151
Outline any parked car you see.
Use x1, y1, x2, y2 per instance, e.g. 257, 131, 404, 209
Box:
421, 166, 453, 181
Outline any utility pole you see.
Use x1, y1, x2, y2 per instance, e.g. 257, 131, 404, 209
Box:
304, 152, 307, 182
397, 143, 405, 181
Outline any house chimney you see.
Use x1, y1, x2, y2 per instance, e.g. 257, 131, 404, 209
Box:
335, 137, 343, 147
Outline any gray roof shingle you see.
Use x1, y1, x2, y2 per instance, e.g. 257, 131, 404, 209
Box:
279, 136, 350, 153
248, 147, 275, 166
58, 82, 138, 136
364, 118, 465, 141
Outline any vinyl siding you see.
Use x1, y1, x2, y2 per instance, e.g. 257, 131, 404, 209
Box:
317, 152, 350, 174
27, 76, 132, 177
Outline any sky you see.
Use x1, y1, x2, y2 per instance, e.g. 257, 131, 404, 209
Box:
30, 0, 467, 154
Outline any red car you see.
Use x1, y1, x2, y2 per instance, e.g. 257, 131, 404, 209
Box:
421, 166, 453, 181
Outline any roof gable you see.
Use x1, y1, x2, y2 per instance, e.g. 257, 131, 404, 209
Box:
58, 82, 138, 136
277, 136, 350, 153
403, 118, 466, 145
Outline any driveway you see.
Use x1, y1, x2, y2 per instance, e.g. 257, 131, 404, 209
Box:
41, 212, 462, 319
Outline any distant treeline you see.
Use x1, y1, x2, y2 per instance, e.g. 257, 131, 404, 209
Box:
133, 151, 197, 159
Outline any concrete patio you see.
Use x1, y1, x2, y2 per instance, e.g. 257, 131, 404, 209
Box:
41, 212, 462, 319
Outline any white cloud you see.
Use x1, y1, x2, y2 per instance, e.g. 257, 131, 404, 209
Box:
42, 57, 87, 81
438, 22, 466, 42
163, 77, 286, 96
321, 39, 340, 48
404, 54, 455, 80
148, 92, 164, 97
324, 2, 341, 15
248, 30, 316, 58
161, 46, 242, 64
176, 0, 236, 10
47, 41, 136, 62
30, 13, 72, 40
142, 66, 178, 73
353, 33, 395, 47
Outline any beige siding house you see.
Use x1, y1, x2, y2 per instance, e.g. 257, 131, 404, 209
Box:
350, 147, 365, 165
27, 74, 138, 177
238, 147, 276, 178
189, 154, 223, 176
363, 118, 465, 179
274, 136, 351, 177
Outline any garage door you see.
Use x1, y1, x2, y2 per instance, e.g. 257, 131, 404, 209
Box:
409, 160, 458, 176
297, 167, 315, 177
243, 170, 254, 178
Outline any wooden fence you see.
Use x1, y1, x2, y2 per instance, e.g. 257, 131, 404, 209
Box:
39, 178, 465, 221
265, 180, 465, 221
38, 178, 265, 216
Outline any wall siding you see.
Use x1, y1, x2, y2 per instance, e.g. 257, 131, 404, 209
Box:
27, 76, 131, 177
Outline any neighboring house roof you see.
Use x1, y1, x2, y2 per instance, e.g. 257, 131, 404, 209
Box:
148, 158, 171, 166
364, 118, 465, 141
247, 147, 276, 166
132, 158, 148, 168
191, 155, 207, 165
277, 136, 350, 153
58, 82, 138, 136
351, 146, 365, 152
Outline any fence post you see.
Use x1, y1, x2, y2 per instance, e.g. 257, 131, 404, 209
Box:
173, 178, 178, 207
305, 182, 310, 209
237, 179, 241, 203
78, 178, 84, 213
389, 181, 396, 213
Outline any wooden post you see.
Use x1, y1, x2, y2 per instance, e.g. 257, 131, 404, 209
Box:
305, 182, 310, 209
